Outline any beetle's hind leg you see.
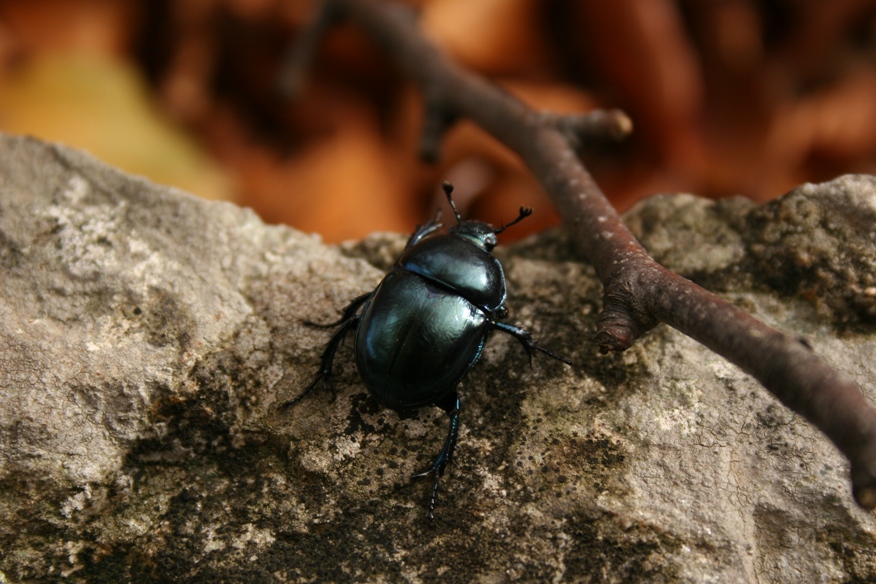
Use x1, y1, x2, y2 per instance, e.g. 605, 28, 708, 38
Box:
281, 293, 371, 409
494, 321, 573, 367
411, 392, 461, 522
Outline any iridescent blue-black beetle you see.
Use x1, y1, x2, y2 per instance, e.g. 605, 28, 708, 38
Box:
286, 182, 571, 520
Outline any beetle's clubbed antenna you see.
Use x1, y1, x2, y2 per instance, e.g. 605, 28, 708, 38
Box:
442, 181, 463, 225
494, 206, 534, 235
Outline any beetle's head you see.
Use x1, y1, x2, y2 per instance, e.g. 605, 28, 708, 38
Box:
451, 220, 499, 250
442, 181, 533, 251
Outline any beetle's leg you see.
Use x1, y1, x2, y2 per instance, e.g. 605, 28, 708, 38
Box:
493, 321, 574, 367
411, 392, 460, 522
281, 293, 371, 408
304, 292, 371, 328
280, 316, 359, 408
404, 208, 443, 250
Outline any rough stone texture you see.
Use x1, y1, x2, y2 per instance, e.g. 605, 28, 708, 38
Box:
626, 181, 876, 328
1, 132, 875, 582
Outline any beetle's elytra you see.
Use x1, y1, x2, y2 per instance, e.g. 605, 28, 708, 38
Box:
285, 182, 571, 520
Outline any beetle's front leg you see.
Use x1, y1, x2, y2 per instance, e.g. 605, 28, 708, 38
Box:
404, 208, 443, 250
305, 292, 372, 328
493, 321, 573, 366
411, 392, 460, 522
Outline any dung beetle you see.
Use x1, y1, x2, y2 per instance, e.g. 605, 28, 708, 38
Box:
286, 182, 571, 520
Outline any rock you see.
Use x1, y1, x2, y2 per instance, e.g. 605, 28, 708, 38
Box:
1, 133, 875, 582
627, 179, 876, 327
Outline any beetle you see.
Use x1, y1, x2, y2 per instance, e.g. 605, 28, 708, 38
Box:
285, 181, 571, 520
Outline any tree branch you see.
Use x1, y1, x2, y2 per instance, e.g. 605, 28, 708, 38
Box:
287, 0, 876, 510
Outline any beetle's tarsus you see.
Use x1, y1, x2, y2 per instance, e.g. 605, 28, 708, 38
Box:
533, 344, 574, 366
411, 466, 442, 522
283, 294, 372, 410
411, 394, 460, 521
304, 318, 344, 329
303, 291, 372, 328
494, 321, 573, 367
279, 374, 325, 409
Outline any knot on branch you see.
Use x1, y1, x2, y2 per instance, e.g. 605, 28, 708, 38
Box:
845, 421, 876, 510
595, 273, 659, 353
539, 109, 633, 155
852, 454, 876, 510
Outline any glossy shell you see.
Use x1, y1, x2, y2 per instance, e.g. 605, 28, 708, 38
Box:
399, 234, 506, 311
355, 269, 490, 410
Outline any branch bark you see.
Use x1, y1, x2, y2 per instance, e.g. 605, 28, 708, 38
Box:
288, 0, 876, 510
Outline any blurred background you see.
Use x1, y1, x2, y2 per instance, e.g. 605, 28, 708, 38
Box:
1, 0, 875, 242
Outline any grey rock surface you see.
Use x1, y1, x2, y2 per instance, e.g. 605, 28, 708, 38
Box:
1, 132, 875, 582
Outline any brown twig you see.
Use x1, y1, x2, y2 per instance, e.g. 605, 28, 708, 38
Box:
284, 0, 876, 510
277, 0, 340, 98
